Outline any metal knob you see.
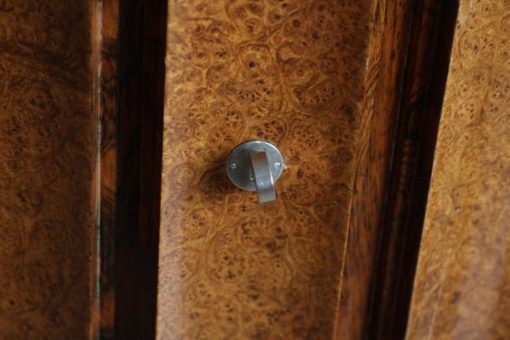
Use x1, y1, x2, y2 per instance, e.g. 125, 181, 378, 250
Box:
226, 140, 284, 204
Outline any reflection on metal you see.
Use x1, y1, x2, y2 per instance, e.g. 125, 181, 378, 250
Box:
226, 140, 284, 204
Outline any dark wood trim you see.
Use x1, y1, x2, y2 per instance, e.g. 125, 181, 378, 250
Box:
98, 1, 120, 338
366, 1, 459, 339
112, 0, 167, 338
336, 1, 415, 338
337, 1, 459, 339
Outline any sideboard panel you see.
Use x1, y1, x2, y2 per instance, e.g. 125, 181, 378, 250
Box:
407, 0, 510, 338
157, 1, 377, 338
0, 1, 99, 338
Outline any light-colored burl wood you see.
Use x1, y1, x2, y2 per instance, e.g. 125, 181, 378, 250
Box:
407, 0, 510, 339
157, 0, 379, 338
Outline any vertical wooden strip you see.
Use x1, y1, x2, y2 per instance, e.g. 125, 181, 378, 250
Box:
98, 0, 120, 338
366, 1, 459, 339
336, 1, 414, 338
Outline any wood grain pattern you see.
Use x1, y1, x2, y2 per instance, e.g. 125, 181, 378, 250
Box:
336, 1, 414, 338
98, 0, 119, 338
0, 0, 99, 338
366, 1, 459, 339
407, 0, 510, 339
158, 0, 376, 338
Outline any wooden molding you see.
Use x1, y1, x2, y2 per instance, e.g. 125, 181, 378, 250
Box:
365, 1, 459, 339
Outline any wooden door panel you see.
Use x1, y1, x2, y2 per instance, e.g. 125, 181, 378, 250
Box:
157, 1, 376, 338
0, 1, 100, 338
407, 0, 510, 338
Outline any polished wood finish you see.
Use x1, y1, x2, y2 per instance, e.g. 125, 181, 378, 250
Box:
336, 1, 415, 337
114, 0, 167, 338
0, 1, 99, 338
1, 0, 489, 338
407, 0, 510, 338
366, 1, 459, 339
158, 0, 377, 338
98, 0, 119, 338
336, 1, 459, 338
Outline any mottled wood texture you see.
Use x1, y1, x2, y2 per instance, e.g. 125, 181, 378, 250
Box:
0, 0, 99, 338
158, 0, 376, 338
407, 0, 510, 339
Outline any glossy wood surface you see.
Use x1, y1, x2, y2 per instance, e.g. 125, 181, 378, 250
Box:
98, 0, 119, 338
0, 1, 99, 338
407, 0, 510, 338
158, 0, 377, 338
366, 1, 459, 339
337, 1, 415, 337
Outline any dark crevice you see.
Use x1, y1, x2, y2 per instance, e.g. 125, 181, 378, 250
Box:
114, 0, 167, 338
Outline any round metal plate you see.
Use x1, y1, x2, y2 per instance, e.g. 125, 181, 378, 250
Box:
226, 140, 284, 192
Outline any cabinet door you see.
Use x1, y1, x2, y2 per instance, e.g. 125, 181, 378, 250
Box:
0, 1, 101, 338
157, 1, 368, 338
154, 1, 412, 338
407, 1, 510, 338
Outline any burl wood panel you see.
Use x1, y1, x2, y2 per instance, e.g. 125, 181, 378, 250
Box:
407, 1, 510, 339
158, 0, 375, 338
0, 1, 99, 338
